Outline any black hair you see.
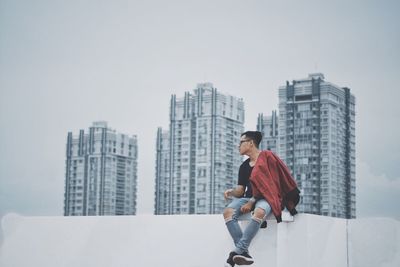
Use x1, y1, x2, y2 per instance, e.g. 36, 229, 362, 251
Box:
241, 131, 262, 148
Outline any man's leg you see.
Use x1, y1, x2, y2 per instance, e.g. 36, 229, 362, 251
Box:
223, 197, 249, 246
223, 197, 249, 267
233, 199, 271, 265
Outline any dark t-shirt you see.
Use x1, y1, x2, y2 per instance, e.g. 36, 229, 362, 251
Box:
238, 158, 253, 198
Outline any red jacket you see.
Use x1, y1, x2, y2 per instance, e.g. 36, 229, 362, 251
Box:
250, 150, 300, 223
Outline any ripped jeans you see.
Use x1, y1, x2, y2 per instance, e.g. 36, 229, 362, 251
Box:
224, 197, 272, 254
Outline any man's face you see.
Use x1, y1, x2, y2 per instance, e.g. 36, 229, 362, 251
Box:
238, 135, 252, 155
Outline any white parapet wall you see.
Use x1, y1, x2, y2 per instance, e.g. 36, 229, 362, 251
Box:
0, 213, 399, 267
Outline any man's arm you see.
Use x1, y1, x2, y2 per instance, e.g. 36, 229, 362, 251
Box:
224, 185, 245, 200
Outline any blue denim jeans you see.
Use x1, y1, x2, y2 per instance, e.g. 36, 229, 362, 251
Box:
224, 197, 272, 254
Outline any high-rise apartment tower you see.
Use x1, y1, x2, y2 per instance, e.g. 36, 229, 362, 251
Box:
155, 83, 245, 215
278, 73, 356, 218
257, 111, 278, 153
64, 121, 138, 216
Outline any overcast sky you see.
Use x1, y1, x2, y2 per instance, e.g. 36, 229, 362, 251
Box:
1, 0, 399, 219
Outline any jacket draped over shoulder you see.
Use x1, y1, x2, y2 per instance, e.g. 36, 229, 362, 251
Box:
250, 150, 300, 223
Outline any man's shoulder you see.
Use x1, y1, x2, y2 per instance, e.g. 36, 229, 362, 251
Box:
240, 158, 251, 168
260, 150, 279, 160
261, 150, 272, 156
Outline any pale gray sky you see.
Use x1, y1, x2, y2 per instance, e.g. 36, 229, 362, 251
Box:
1, 0, 399, 219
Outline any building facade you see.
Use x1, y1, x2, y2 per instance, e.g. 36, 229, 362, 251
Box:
277, 73, 356, 218
257, 111, 278, 153
64, 121, 138, 216
155, 127, 171, 215
155, 83, 245, 215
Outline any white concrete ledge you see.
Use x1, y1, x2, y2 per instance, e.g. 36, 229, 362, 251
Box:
0, 213, 399, 267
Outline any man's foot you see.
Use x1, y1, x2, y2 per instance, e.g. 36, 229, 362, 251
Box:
233, 252, 254, 265
260, 221, 267, 228
224, 251, 238, 267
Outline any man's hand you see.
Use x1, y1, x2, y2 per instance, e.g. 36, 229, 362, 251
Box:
240, 201, 254, 214
224, 189, 233, 200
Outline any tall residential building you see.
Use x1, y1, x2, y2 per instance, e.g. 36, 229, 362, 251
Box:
155, 83, 245, 215
155, 127, 170, 215
278, 73, 356, 218
257, 111, 278, 153
64, 121, 138, 216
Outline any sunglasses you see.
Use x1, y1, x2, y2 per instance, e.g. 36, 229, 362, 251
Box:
239, 139, 251, 145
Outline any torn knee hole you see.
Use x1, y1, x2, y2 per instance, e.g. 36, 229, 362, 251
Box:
251, 216, 264, 223
224, 216, 233, 223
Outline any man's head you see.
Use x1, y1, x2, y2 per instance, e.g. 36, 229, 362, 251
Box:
239, 131, 262, 155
